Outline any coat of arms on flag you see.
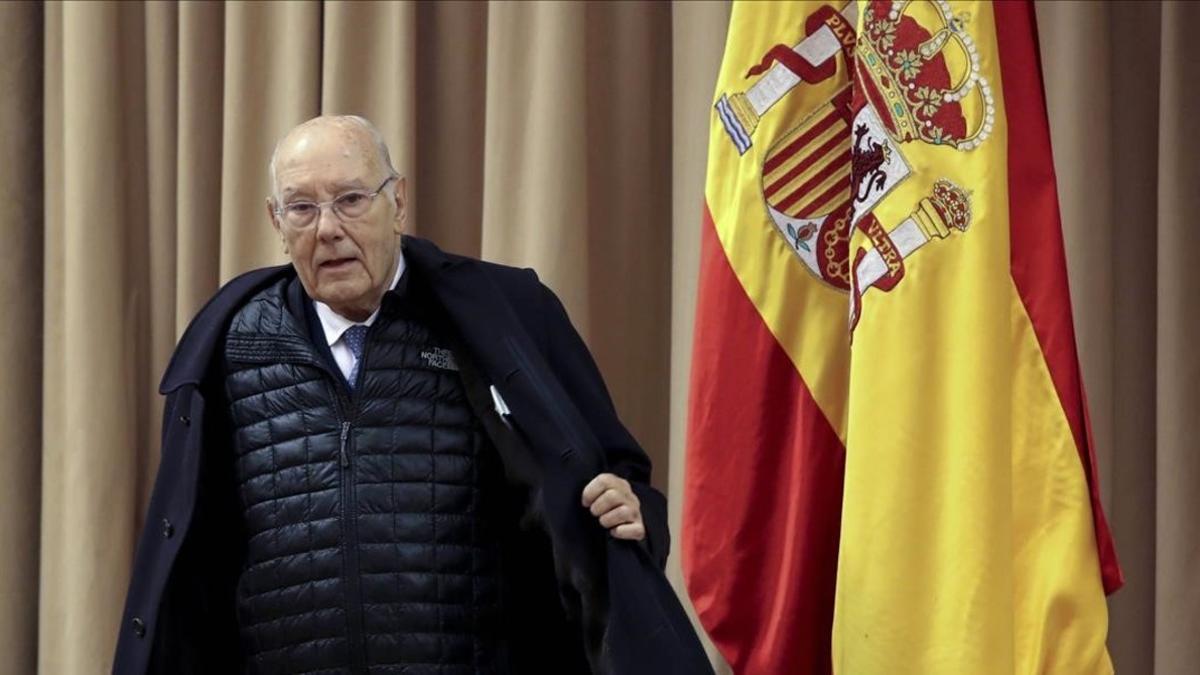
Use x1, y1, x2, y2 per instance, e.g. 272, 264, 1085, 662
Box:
717, 0, 992, 325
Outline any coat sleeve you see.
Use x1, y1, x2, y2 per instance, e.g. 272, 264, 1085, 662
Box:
529, 272, 671, 569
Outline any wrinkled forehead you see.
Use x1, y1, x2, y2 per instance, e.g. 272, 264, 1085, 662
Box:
273, 123, 383, 196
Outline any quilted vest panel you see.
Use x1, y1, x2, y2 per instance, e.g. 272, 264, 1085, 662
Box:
223, 279, 505, 674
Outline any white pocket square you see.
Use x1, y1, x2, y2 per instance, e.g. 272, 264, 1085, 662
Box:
489, 385, 511, 418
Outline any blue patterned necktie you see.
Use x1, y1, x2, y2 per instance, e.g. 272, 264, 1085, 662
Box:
343, 324, 369, 389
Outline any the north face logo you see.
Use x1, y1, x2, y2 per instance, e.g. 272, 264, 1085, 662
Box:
420, 347, 459, 371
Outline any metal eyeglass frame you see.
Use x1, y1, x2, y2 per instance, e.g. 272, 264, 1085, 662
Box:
274, 175, 398, 228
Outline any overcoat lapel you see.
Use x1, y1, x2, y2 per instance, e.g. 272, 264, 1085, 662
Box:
405, 238, 604, 477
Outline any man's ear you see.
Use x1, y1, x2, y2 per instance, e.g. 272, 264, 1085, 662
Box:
392, 177, 407, 235
267, 198, 287, 254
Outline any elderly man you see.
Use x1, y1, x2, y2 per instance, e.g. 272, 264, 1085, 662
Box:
113, 116, 710, 675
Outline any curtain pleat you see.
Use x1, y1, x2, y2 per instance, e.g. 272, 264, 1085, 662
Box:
218, 1, 320, 279
141, 0, 179, 512
480, 1, 592, 322
41, 3, 149, 671
321, 1, 417, 219
413, 1, 487, 256
0, 3, 43, 673
1153, 3, 1200, 671
0, 1, 1190, 673
175, 1, 226, 333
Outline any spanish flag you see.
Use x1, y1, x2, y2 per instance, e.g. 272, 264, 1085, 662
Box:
682, 2, 1122, 673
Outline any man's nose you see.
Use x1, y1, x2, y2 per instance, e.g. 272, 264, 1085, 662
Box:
314, 205, 344, 240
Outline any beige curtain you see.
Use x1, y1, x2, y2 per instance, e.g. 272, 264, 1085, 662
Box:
0, 1, 1193, 673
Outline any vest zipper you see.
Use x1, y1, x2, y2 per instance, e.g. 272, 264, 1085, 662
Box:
335, 326, 377, 674
337, 415, 365, 672
339, 421, 351, 468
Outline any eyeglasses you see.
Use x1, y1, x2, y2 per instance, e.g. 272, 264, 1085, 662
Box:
274, 176, 397, 230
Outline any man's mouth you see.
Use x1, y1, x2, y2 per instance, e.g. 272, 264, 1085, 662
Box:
319, 257, 357, 271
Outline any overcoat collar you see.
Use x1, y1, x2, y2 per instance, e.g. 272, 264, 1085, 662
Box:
158, 237, 454, 394
159, 265, 290, 393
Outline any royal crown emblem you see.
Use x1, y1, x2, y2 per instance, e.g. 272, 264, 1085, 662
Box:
716, 0, 986, 330
854, 0, 995, 150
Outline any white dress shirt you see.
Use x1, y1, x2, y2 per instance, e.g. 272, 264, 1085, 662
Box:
312, 254, 406, 382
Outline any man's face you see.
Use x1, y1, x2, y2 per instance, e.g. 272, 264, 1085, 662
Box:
268, 122, 407, 321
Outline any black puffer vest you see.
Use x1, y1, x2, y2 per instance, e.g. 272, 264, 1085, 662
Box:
222, 274, 506, 674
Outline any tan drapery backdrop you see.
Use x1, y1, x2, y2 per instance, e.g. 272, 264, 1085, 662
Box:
0, 2, 1194, 673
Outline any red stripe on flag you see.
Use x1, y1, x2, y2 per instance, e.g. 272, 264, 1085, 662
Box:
683, 203, 845, 674
763, 110, 842, 175
765, 132, 846, 205
994, 0, 1123, 593
767, 148, 852, 205
784, 166, 849, 216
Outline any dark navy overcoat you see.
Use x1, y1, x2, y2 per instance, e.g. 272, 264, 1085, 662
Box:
112, 235, 713, 675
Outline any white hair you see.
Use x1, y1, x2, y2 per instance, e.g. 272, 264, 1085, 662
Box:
268, 114, 397, 199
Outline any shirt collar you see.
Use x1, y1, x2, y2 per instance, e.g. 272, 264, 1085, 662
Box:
312, 252, 406, 347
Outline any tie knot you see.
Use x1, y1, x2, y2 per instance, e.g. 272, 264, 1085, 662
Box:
342, 325, 368, 360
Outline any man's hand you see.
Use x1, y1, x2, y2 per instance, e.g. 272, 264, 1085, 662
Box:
581, 473, 645, 541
